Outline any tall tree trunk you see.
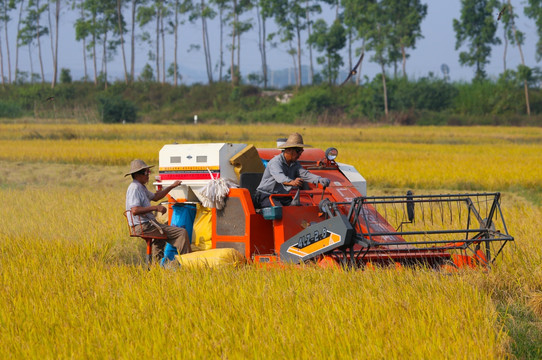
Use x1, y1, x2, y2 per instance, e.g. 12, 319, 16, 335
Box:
160, 6, 165, 83
103, 29, 108, 88
235, 4, 240, 81
289, 40, 297, 87
257, 10, 268, 88
50, 0, 60, 88
173, 0, 179, 86
401, 44, 406, 78
305, 0, 313, 84
508, 0, 530, 116
219, 5, 223, 81
237, 29, 240, 81
356, 39, 366, 85
380, 61, 388, 118
3, 3, 11, 83
262, 17, 267, 87
348, 29, 352, 82
295, 22, 302, 87
130, 0, 136, 82
15, 0, 25, 83
36, 0, 45, 83
117, 0, 129, 84
201, 0, 213, 84
48, 3, 54, 81
79, 0, 88, 81
155, 4, 160, 82
92, 13, 98, 86
28, 44, 34, 83
230, 0, 237, 86
0, 34, 4, 86
502, 27, 507, 72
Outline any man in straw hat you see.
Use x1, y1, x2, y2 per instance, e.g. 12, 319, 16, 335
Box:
255, 132, 330, 208
125, 159, 191, 261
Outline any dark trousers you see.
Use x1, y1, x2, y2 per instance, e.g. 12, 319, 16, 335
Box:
138, 222, 191, 261
255, 191, 292, 208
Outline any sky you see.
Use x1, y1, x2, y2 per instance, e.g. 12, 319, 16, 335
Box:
3, 1, 539, 85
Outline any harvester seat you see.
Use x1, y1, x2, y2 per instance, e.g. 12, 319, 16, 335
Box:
240, 172, 263, 207
123, 210, 168, 266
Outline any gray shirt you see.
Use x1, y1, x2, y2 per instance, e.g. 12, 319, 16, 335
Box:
126, 180, 156, 226
256, 152, 322, 195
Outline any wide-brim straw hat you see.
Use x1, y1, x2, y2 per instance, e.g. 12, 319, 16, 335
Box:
124, 159, 154, 177
278, 132, 312, 149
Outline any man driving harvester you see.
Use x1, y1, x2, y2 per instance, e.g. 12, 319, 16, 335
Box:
255, 132, 331, 208
125, 159, 191, 261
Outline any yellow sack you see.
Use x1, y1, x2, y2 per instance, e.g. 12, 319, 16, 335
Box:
176, 248, 246, 269
192, 203, 213, 251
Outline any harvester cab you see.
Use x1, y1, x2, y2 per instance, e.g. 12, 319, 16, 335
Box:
156, 141, 513, 269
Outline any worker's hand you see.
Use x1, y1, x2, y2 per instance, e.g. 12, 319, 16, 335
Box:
291, 178, 304, 187
319, 178, 330, 187
156, 205, 167, 215
171, 180, 182, 188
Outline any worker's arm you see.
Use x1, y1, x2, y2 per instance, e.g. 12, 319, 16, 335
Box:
298, 166, 329, 186
283, 178, 303, 187
131, 204, 167, 216
267, 158, 301, 188
152, 180, 182, 201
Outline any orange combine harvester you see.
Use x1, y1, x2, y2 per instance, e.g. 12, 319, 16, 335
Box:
154, 142, 513, 269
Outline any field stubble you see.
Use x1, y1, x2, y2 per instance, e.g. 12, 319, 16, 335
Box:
0, 124, 541, 358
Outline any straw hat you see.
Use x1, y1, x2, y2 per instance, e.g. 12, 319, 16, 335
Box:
124, 159, 154, 177
278, 132, 312, 149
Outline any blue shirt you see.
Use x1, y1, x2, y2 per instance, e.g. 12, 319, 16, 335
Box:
256, 153, 321, 195
126, 180, 155, 226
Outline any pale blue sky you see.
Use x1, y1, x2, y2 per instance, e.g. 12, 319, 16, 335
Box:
4, 1, 539, 84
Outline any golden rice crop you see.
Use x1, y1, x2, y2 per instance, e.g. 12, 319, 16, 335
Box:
0, 124, 541, 358
1, 124, 541, 192
0, 187, 511, 359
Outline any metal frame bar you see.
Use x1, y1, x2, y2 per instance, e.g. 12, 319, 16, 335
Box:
333, 192, 514, 267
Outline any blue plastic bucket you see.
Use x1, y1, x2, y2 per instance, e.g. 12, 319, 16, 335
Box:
161, 204, 196, 264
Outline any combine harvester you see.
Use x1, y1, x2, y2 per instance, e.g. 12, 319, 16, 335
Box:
155, 141, 513, 269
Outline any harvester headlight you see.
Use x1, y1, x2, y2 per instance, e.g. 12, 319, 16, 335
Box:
325, 147, 338, 161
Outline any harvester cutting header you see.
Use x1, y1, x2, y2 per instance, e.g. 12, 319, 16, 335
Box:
127, 135, 513, 269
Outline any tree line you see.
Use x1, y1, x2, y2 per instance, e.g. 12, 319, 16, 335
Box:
0, 1, 541, 106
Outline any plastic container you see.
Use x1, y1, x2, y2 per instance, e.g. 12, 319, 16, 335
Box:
161, 204, 197, 265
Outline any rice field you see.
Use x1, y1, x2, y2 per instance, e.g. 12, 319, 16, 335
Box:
0, 123, 541, 359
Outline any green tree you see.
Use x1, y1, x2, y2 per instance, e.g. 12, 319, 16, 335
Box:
525, 0, 542, 62
1, 0, 16, 84
342, 0, 371, 84
255, 0, 278, 87
226, 0, 252, 86
49, 0, 61, 88
500, 0, 530, 115
19, 0, 49, 83
304, 0, 322, 84
386, 0, 427, 78
21, 0, 49, 83
346, 0, 392, 117
274, 0, 307, 87
138, 62, 154, 81
211, 0, 229, 81
59, 67, 72, 83
169, 0, 192, 86
116, 0, 129, 84
137, 0, 173, 84
189, 0, 216, 83
308, 19, 345, 85
453, 0, 501, 81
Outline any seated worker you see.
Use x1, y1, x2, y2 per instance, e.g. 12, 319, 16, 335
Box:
255, 132, 330, 208
125, 159, 191, 261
